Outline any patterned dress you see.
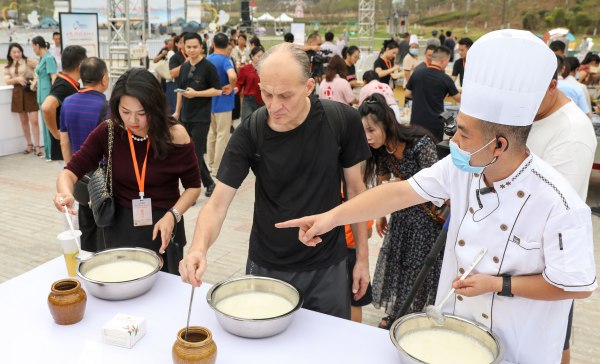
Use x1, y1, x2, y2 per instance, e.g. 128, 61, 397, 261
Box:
371, 136, 444, 318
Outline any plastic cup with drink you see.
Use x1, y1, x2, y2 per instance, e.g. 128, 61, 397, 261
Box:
57, 230, 82, 276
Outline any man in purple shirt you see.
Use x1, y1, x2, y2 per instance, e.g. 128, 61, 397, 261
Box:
59, 57, 109, 251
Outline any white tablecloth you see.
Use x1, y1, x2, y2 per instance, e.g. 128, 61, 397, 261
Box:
0, 258, 398, 364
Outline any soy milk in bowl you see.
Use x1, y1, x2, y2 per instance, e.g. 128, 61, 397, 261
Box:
207, 276, 303, 338
389, 313, 504, 364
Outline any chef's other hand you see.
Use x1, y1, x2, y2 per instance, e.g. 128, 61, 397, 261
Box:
376, 217, 388, 237
54, 193, 76, 215
275, 212, 335, 247
352, 259, 370, 301
179, 250, 207, 287
452, 274, 501, 297
153, 213, 176, 254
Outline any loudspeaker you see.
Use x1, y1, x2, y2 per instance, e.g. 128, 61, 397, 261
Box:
241, 1, 251, 26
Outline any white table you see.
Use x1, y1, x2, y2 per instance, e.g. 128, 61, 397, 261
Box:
0, 258, 398, 364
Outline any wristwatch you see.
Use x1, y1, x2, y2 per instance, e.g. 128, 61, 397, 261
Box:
169, 207, 182, 223
497, 275, 513, 297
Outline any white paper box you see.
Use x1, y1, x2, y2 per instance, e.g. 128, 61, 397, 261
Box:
102, 314, 146, 349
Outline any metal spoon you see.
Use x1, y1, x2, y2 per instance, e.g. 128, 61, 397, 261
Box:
425, 248, 487, 326
184, 285, 195, 340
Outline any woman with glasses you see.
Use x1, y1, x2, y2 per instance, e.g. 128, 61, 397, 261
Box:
359, 93, 442, 329
53, 68, 201, 273
342, 45, 362, 88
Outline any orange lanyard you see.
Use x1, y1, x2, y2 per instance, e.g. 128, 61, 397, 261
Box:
78, 88, 95, 94
428, 64, 443, 71
182, 49, 188, 61
382, 57, 392, 70
57, 73, 79, 92
127, 128, 151, 199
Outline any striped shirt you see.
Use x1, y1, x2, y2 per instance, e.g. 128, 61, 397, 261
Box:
59, 89, 108, 153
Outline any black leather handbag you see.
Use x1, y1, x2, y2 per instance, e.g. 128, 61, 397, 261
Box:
88, 120, 115, 227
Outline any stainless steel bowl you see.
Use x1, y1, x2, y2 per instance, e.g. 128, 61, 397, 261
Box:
76, 247, 163, 300
389, 313, 504, 364
206, 275, 303, 338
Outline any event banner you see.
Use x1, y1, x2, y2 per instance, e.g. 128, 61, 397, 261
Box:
59, 13, 100, 57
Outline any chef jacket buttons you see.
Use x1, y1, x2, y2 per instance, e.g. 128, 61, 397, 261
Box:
500, 224, 508, 231
457, 295, 463, 301
474, 173, 480, 177
493, 256, 500, 264
458, 268, 465, 274
458, 240, 465, 247
469, 207, 474, 214
517, 190, 525, 198
482, 313, 489, 319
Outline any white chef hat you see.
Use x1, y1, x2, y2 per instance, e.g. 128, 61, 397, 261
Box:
409, 35, 419, 45
460, 29, 557, 126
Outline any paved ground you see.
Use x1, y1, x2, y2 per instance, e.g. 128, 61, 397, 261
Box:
1, 151, 599, 363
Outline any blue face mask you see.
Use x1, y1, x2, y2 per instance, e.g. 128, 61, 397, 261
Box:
449, 139, 497, 174
409, 48, 419, 56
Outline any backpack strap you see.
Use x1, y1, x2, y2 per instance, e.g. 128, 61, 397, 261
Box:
320, 99, 346, 156
249, 105, 268, 170
320, 99, 349, 201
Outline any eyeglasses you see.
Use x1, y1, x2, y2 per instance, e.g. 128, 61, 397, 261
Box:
187, 65, 196, 79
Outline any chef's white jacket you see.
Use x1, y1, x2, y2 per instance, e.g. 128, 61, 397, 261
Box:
408, 154, 597, 364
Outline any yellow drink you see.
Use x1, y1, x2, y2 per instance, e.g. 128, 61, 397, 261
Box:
63, 251, 78, 276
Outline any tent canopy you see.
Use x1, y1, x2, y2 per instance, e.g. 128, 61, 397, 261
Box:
275, 13, 293, 22
257, 12, 275, 21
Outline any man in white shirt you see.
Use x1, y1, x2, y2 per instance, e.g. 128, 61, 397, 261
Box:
278, 30, 597, 364
320, 31, 342, 60
49, 31, 62, 72
528, 52, 597, 364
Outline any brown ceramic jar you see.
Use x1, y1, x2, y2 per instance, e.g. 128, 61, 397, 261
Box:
172, 326, 217, 364
47, 278, 87, 325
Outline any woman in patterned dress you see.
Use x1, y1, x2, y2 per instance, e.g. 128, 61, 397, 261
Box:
358, 93, 444, 329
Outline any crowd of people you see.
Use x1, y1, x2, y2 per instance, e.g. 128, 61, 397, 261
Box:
3, 24, 597, 364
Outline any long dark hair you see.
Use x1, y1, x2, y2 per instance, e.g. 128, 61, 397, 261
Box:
358, 93, 434, 184
324, 55, 348, 82
6, 43, 26, 68
31, 36, 50, 50
109, 68, 176, 159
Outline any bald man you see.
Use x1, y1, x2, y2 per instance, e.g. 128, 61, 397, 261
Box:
179, 43, 371, 319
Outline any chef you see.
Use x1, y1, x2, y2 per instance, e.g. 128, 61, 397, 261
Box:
276, 29, 597, 364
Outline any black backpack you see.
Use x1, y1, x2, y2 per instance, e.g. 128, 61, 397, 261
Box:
249, 99, 347, 169
248, 99, 349, 200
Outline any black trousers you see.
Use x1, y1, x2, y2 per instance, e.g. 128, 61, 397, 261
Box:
78, 204, 99, 252
102, 205, 186, 274
184, 122, 214, 188
246, 257, 351, 320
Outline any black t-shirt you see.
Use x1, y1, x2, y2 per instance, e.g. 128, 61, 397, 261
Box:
346, 64, 356, 84
406, 67, 458, 141
217, 96, 371, 271
169, 51, 186, 83
452, 57, 465, 86
373, 57, 392, 86
178, 58, 221, 124
49, 76, 79, 160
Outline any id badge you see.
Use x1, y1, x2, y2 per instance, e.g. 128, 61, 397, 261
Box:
132, 198, 153, 226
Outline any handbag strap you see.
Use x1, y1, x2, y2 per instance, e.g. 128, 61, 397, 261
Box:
106, 120, 114, 196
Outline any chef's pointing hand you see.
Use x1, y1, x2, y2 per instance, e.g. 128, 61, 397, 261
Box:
275, 212, 336, 247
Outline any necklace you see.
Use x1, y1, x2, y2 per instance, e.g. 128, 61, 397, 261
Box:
386, 144, 397, 154
131, 134, 149, 142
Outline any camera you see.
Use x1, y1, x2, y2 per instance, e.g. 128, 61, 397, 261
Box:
439, 110, 457, 137
307, 49, 333, 78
